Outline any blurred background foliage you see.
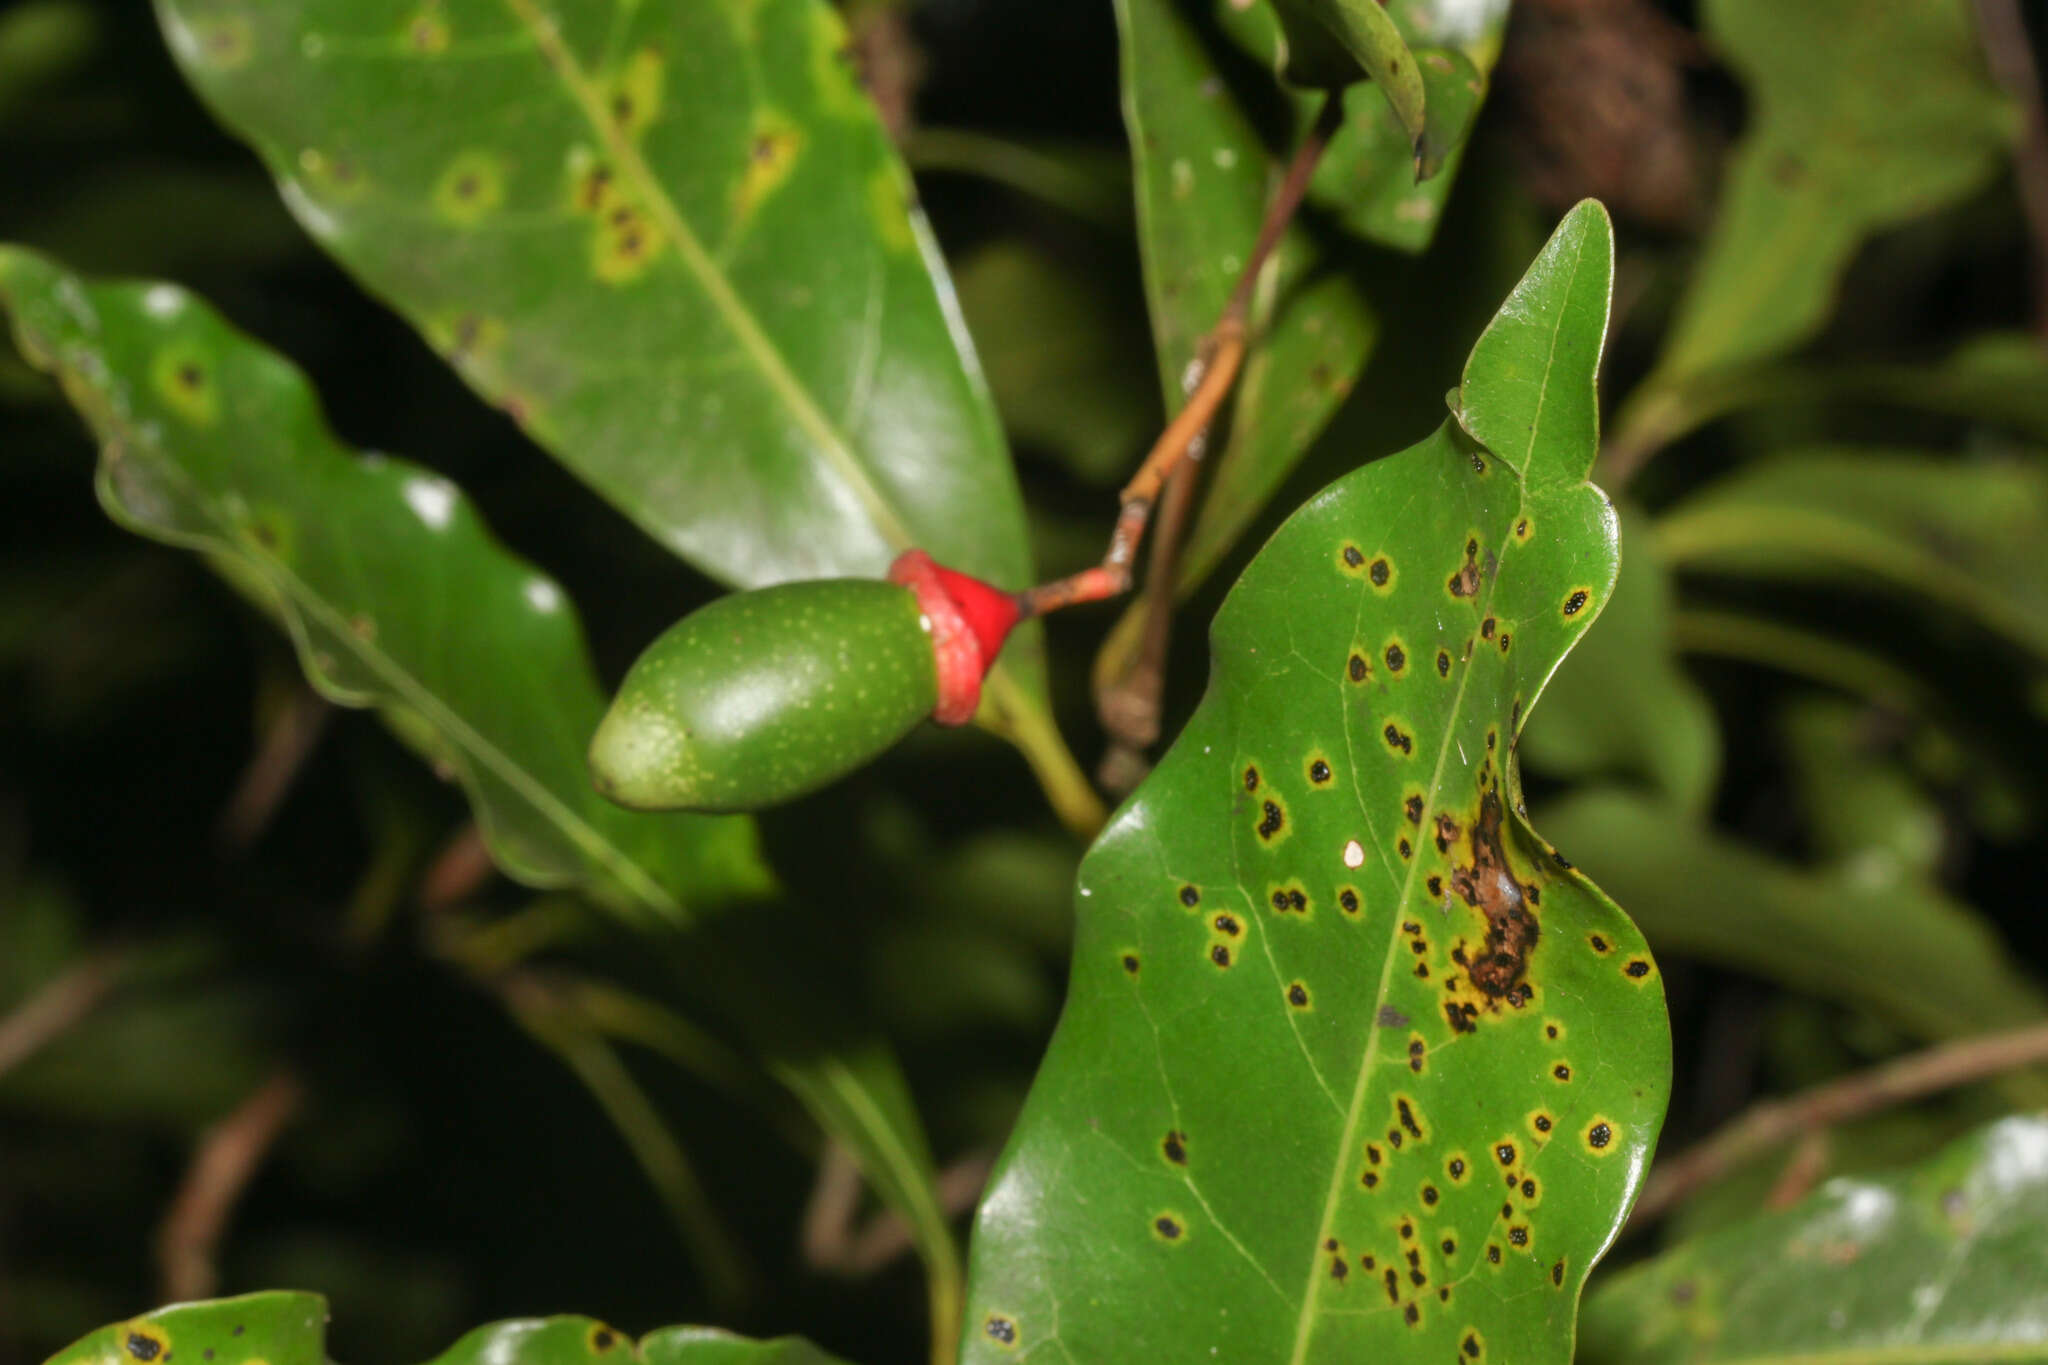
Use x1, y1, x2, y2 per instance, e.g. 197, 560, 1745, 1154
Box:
1, 0, 2045, 1361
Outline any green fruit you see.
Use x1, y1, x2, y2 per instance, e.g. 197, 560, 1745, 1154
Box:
589, 579, 938, 813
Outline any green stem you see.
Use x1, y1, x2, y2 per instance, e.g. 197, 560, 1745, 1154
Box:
902, 127, 1129, 229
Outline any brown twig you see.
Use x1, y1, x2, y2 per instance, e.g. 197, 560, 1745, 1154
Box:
1014, 91, 1347, 623
1629, 1020, 2048, 1227
1973, 0, 2048, 339
0, 952, 123, 1080
155, 1070, 304, 1303
216, 686, 333, 851
801, 1141, 993, 1277
1095, 458, 1202, 793
418, 821, 497, 911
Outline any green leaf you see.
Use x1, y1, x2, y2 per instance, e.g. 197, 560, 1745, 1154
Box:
1654, 449, 2048, 663
1107, 0, 1502, 673
962, 202, 1669, 1364
1520, 533, 1720, 817
431, 1318, 854, 1365
0, 246, 769, 924
46, 1296, 855, 1365
0, 249, 956, 1345
45, 1292, 327, 1365
1637, 0, 2016, 393
153, 0, 1029, 597
1535, 789, 2048, 1050
1580, 1114, 2048, 1365
150, 0, 1087, 814
1269, 0, 1425, 131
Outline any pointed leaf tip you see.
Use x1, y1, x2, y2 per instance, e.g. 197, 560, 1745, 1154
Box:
1457, 199, 1616, 489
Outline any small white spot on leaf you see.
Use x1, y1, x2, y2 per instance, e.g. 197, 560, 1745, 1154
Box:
403, 475, 456, 530
524, 577, 562, 612
1343, 839, 1365, 869
142, 285, 186, 319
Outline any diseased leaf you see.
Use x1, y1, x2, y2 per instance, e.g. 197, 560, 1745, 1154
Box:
0, 249, 958, 1344
1634, 0, 2016, 395
433, 1316, 852, 1365
45, 1293, 326, 1365
46, 1295, 854, 1365
1536, 789, 2048, 1051
1103, 0, 1504, 678
1521, 536, 1719, 817
1580, 1115, 2048, 1365
152, 0, 1073, 791
0, 246, 768, 923
963, 203, 1670, 1364
1654, 449, 2048, 663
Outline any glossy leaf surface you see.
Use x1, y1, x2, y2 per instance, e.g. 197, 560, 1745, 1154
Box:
1655, 449, 2048, 663
46, 1293, 325, 1365
0, 246, 768, 922
1105, 0, 1500, 675
1640, 0, 2015, 391
153, 0, 1030, 595
152, 0, 1071, 791
0, 250, 956, 1343
1580, 1115, 2048, 1365
1536, 789, 2048, 1050
1520, 536, 1719, 817
963, 203, 1670, 1364
47, 1295, 854, 1365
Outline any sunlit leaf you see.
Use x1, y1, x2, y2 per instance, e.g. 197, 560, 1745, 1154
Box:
963, 202, 1670, 1364
0, 246, 769, 923
46, 1295, 855, 1365
1581, 1115, 2048, 1365
152, 0, 1077, 803
45, 1293, 326, 1365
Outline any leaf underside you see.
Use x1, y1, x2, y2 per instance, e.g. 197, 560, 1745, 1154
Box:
962, 203, 1671, 1365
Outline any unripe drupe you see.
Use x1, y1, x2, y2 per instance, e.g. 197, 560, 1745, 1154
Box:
589, 552, 1020, 813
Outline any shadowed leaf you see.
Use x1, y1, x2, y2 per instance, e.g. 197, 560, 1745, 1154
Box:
1100, 0, 1503, 681
1581, 1115, 2048, 1365
1521, 535, 1719, 817
1536, 788, 2048, 1054
1635, 0, 2016, 395
1654, 449, 2048, 664
0, 246, 768, 923
963, 203, 1669, 1364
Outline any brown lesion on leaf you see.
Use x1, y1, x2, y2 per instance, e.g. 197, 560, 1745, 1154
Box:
119, 1324, 169, 1363
1254, 792, 1289, 844
1152, 1212, 1187, 1242
1337, 885, 1363, 917
1347, 649, 1372, 683
1447, 791, 1540, 1000
1446, 533, 1484, 599
1161, 1130, 1187, 1166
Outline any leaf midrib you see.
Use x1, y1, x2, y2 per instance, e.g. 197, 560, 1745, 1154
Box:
499, 0, 916, 554
1287, 226, 1593, 1361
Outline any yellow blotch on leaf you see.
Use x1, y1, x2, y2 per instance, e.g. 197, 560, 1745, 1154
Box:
402, 8, 450, 55
868, 166, 916, 253
733, 113, 803, 226
434, 151, 507, 226
591, 200, 663, 284
605, 48, 665, 140
151, 343, 218, 426
115, 1321, 172, 1365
